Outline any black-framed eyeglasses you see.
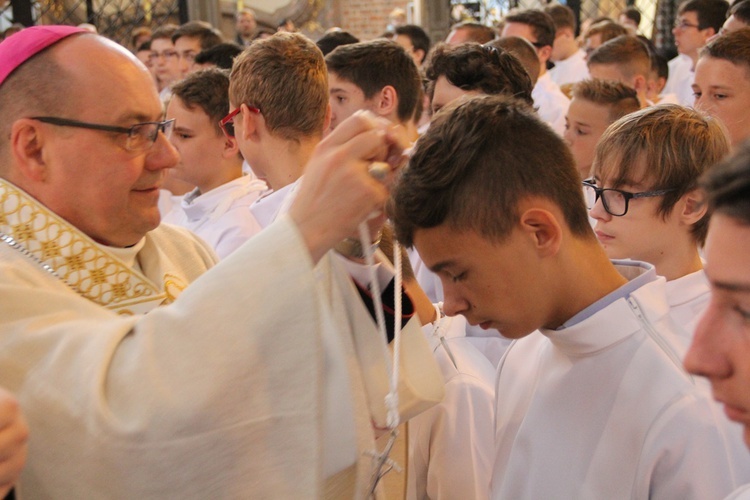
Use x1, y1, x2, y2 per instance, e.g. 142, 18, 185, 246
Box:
219, 105, 260, 138
673, 19, 701, 30
582, 179, 677, 217
30, 116, 175, 152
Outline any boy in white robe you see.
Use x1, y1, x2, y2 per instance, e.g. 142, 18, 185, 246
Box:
684, 142, 750, 500
162, 68, 266, 259
587, 104, 724, 345
391, 94, 742, 499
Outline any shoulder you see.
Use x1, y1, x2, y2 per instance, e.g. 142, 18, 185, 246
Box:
148, 224, 219, 270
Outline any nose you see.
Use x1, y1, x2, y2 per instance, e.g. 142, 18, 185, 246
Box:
563, 127, 574, 146
441, 282, 470, 318
146, 130, 180, 171
683, 303, 732, 380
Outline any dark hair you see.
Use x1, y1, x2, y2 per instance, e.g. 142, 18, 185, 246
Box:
488, 36, 541, 85
394, 24, 432, 61
594, 104, 729, 244
652, 51, 669, 80
194, 42, 243, 69
390, 95, 591, 246
448, 22, 496, 44
170, 68, 230, 136
545, 4, 577, 31
504, 9, 556, 48
679, 0, 731, 31
424, 42, 533, 106
729, 0, 750, 23
325, 40, 422, 123
587, 35, 652, 79
316, 30, 360, 56
136, 40, 151, 52
172, 21, 223, 49
622, 7, 642, 27
701, 139, 750, 225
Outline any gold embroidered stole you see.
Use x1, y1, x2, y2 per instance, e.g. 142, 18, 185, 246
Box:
0, 179, 179, 315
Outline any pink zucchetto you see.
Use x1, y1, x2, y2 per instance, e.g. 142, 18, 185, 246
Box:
0, 25, 86, 86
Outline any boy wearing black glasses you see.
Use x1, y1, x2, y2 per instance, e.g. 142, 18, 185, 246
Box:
588, 104, 726, 344
391, 94, 743, 499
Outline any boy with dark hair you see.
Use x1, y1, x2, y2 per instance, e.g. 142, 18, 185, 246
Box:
325, 40, 422, 138
545, 4, 589, 86
684, 142, 750, 500
667, 0, 729, 105
694, 27, 750, 146
149, 24, 180, 101
587, 34, 652, 105
391, 94, 741, 499
564, 78, 640, 179
316, 30, 359, 56
172, 21, 223, 77
192, 42, 242, 70
394, 24, 431, 67
162, 69, 266, 259
502, 9, 570, 134
424, 42, 533, 114
619, 7, 642, 32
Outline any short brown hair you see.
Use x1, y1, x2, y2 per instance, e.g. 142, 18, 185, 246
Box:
584, 20, 628, 43
390, 95, 592, 246
489, 36, 541, 85
587, 35, 651, 80
545, 4, 577, 31
325, 40, 422, 124
571, 79, 640, 123
170, 68, 230, 136
504, 9, 556, 48
593, 104, 729, 244
424, 42, 534, 106
700, 27, 750, 72
172, 21, 223, 49
448, 22, 496, 44
228, 32, 328, 142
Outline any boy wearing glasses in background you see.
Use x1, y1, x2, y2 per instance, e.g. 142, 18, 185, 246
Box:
665, 0, 728, 106
162, 69, 266, 259
149, 24, 181, 102
587, 104, 727, 342
391, 94, 742, 499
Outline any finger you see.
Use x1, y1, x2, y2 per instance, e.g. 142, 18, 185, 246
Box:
319, 110, 391, 149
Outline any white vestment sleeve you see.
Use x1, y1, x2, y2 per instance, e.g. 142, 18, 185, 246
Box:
0, 215, 329, 498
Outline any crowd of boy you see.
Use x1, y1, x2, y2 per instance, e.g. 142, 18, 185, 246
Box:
1, 2, 750, 498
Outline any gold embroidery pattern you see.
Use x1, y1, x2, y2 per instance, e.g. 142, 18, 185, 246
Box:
0, 180, 165, 310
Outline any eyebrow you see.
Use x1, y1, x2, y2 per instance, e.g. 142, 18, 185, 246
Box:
428, 260, 456, 274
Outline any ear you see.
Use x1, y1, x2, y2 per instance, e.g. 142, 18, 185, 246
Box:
537, 45, 552, 65
375, 85, 398, 118
678, 187, 708, 226
9, 118, 49, 182
414, 48, 426, 65
221, 134, 240, 159
239, 103, 261, 142
518, 206, 563, 258
632, 75, 648, 94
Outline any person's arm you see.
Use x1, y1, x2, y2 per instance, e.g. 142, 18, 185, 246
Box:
0, 388, 27, 497
288, 111, 407, 264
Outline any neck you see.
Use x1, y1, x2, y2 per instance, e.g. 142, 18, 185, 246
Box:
257, 135, 319, 191
545, 236, 628, 328
654, 245, 703, 281
197, 163, 243, 194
